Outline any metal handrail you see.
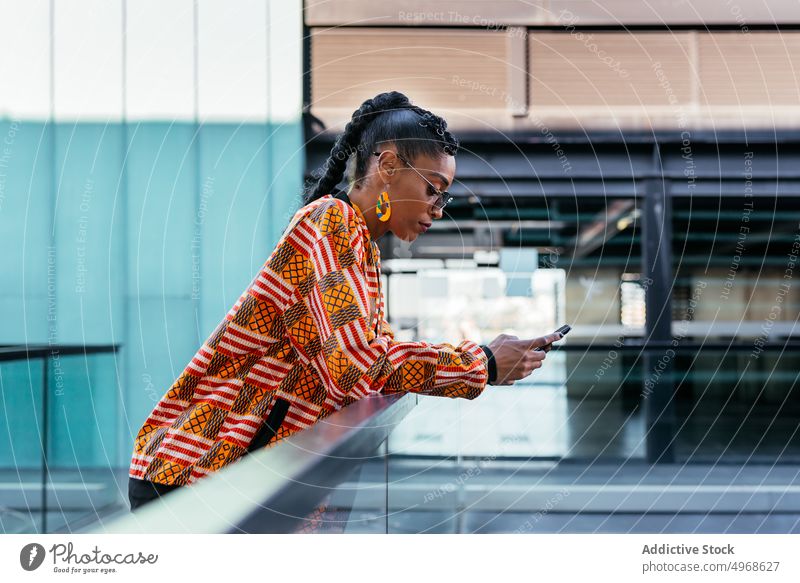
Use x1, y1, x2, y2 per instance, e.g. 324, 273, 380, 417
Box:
544, 341, 800, 351
0, 344, 119, 361
91, 392, 417, 534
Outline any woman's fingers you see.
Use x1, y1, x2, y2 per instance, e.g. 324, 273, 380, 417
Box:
527, 332, 562, 353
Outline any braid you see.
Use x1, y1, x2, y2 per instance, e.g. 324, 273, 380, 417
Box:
405, 105, 459, 156
303, 91, 460, 205
303, 91, 409, 204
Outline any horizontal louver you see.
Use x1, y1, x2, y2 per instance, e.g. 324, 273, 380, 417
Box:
310, 28, 800, 130
699, 32, 800, 106
529, 32, 694, 107
311, 28, 509, 126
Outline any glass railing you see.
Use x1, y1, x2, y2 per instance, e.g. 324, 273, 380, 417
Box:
0, 345, 121, 534
367, 339, 800, 533
7, 339, 798, 534
377, 339, 800, 465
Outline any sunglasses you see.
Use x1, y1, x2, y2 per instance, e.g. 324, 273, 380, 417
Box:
372, 151, 453, 210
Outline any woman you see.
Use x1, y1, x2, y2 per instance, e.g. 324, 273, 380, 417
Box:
127, 91, 561, 512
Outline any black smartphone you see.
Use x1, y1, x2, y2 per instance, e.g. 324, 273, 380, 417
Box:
534, 324, 571, 351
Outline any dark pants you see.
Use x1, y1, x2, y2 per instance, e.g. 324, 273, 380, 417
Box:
128, 477, 182, 512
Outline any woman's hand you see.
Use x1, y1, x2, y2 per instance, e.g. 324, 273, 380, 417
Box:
486, 332, 563, 385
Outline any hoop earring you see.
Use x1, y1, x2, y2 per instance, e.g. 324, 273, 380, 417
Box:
376, 188, 391, 222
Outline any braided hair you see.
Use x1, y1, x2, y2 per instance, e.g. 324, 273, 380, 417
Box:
303, 91, 459, 205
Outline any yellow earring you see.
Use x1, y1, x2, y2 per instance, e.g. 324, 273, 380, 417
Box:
376, 189, 391, 222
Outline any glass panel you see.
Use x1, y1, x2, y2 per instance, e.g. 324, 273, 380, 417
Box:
670, 346, 800, 463
672, 195, 800, 463
295, 438, 389, 534
0, 358, 44, 533
0, 351, 123, 534
388, 433, 482, 534
45, 352, 122, 533
380, 192, 651, 530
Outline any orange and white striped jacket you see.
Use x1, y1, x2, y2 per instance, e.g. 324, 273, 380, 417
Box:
129, 192, 492, 487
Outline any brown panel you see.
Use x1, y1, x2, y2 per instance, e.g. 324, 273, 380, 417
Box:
307, 1, 547, 27
311, 28, 509, 116
529, 32, 693, 107
699, 32, 800, 106
307, 0, 800, 27
549, 0, 799, 26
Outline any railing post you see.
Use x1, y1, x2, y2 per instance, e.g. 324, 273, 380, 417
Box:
383, 437, 389, 534
642, 142, 676, 464
41, 354, 48, 533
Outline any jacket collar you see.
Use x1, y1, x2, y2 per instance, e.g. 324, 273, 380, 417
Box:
332, 190, 369, 236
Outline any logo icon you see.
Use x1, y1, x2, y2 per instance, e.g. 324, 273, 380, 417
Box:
20, 543, 46, 571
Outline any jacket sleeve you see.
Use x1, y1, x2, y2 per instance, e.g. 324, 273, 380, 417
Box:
282, 203, 490, 401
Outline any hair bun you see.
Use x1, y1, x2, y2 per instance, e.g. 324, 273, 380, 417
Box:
303, 91, 458, 206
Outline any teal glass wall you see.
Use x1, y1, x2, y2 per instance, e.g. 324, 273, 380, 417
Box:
0, 0, 305, 494
0, 119, 302, 465
0, 118, 303, 469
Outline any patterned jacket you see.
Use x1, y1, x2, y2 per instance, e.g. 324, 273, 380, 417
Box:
129, 192, 494, 486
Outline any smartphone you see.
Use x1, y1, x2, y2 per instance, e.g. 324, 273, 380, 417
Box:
534, 324, 571, 351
